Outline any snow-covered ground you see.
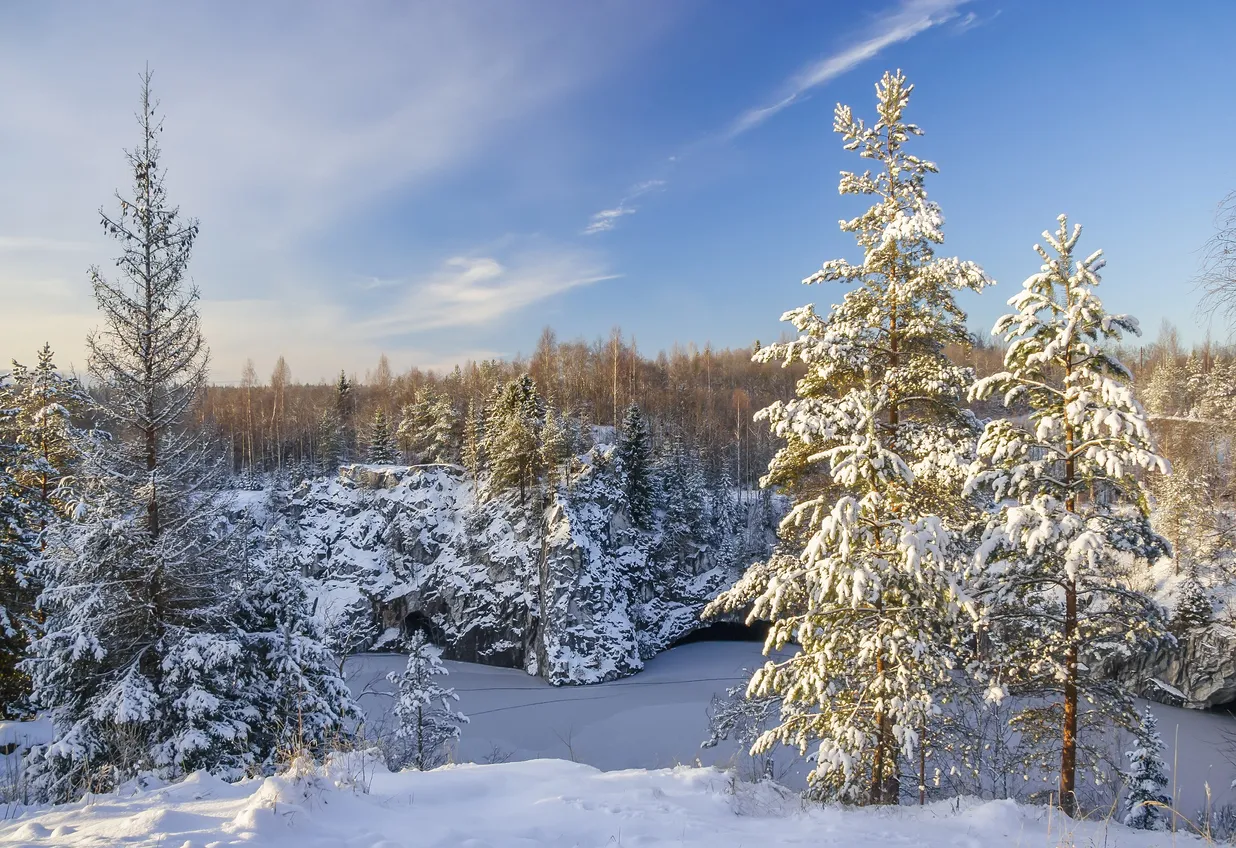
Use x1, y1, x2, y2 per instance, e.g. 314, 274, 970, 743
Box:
2, 642, 1234, 846
0, 755, 1213, 847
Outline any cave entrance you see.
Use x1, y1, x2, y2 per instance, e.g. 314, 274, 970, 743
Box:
402, 610, 444, 646
670, 620, 769, 648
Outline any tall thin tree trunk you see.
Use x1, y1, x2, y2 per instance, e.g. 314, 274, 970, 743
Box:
1060, 292, 1079, 818
919, 724, 926, 805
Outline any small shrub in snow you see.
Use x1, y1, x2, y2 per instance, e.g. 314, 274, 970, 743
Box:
701, 682, 780, 783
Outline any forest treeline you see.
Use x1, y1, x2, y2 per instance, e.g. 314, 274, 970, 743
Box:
193, 334, 1016, 491
199, 331, 804, 489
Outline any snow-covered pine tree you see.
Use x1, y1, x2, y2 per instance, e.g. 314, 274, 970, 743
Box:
27, 72, 251, 799
316, 407, 344, 476
701, 681, 781, 781
395, 401, 417, 462
540, 405, 571, 494
706, 70, 990, 805
617, 404, 653, 528
366, 408, 398, 465
1150, 455, 1208, 574
386, 631, 469, 770
462, 399, 484, 482
1172, 569, 1212, 634
483, 375, 545, 502
657, 434, 707, 562
1183, 352, 1206, 417
0, 346, 91, 718
1198, 357, 1236, 422
335, 370, 355, 461
424, 392, 461, 464
398, 388, 460, 464
236, 531, 359, 766
1143, 354, 1187, 420
0, 394, 37, 719
4, 344, 92, 526
1122, 706, 1172, 830
965, 215, 1171, 818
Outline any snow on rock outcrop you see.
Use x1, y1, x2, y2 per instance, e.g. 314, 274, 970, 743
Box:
1105, 624, 1236, 709
249, 449, 778, 685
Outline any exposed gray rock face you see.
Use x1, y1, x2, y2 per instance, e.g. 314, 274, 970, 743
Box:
1107, 624, 1236, 709
262, 452, 778, 685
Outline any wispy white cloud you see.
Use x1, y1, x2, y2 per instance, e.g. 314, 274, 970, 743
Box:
584, 206, 638, 235
583, 178, 666, 235
953, 9, 998, 34
727, 0, 971, 139
363, 249, 617, 335
582, 1, 969, 236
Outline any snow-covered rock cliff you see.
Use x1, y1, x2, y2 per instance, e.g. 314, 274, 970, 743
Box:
246, 449, 779, 685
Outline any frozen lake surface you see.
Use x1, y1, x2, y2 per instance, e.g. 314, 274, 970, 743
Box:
346, 640, 1236, 815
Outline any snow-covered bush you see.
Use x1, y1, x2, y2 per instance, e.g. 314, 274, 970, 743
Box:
1122, 706, 1172, 830
385, 632, 469, 770
701, 681, 780, 782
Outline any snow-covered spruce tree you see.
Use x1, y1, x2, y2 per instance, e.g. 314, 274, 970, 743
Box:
4, 344, 92, 527
706, 70, 990, 805
965, 216, 1171, 818
1122, 706, 1171, 830
0, 397, 38, 719
397, 388, 460, 464
0, 346, 91, 718
316, 407, 345, 476
386, 632, 469, 771
334, 370, 355, 461
617, 404, 654, 528
461, 399, 485, 482
483, 375, 545, 503
365, 408, 398, 464
540, 405, 571, 494
657, 434, 708, 563
26, 73, 252, 799
236, 532, 359, 766
1172, 569, 1212, 634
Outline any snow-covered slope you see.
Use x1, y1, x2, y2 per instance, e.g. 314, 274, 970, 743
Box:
251, 455, 778, 685
0, 756, 1206, 847
342, 641, 1236, 819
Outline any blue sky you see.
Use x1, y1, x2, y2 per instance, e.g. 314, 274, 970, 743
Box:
2, 0, 1234, 383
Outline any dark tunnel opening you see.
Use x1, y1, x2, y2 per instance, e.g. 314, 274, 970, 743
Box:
670, 620, 769, 648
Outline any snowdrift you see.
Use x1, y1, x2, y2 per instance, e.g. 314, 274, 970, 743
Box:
0, 757, 1204, 847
